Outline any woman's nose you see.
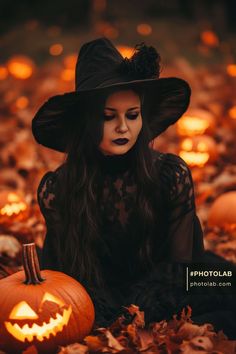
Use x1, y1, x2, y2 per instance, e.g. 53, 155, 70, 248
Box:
115, 117, 128, 133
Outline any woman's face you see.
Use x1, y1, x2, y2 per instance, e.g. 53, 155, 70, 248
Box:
98, 89, 142, 156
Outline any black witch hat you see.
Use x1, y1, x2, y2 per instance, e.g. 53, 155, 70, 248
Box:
32, 37, 191, 152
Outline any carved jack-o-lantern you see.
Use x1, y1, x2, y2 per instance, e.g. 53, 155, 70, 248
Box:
0, 190, 28, 225
179, 135, 218, 167
177, 109, 215, 137
0, 243, 95, 354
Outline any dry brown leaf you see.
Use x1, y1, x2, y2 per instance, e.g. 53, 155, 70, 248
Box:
58, 343, 89, 354
175, 322, 215, 341
124, 304, 145, 328
84, 334, 105, 352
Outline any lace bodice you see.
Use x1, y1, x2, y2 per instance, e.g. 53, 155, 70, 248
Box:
38, 150, 204, 284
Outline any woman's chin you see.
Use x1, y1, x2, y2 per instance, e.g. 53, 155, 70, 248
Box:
99, 144, 132, 156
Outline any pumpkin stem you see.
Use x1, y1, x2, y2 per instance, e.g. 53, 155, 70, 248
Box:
22, 243, 45, 284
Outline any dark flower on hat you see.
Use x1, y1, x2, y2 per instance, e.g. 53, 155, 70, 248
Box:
118, 43, 161, 80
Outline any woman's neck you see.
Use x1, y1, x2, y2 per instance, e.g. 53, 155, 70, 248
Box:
96, 146, 136, 175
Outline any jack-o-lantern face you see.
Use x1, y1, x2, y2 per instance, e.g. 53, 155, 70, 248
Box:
0, 190, 28, 225
179, 135, 217, 167
4, 292, 72, 343
0, 243, 95, 354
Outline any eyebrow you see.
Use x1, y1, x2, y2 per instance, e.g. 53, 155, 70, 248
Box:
104, 106, 140, 111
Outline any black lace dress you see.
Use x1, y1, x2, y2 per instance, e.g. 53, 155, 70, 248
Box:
37, 149, 235, 338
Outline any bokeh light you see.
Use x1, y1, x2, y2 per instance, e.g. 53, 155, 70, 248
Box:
227, 64, 236, 77
7, 56, 34, 79
15, 96, 29, 110
0, 66, 8, 80
228, 106, 236, 119
137, 23, 152, 36
49, 44, 63, 56
200, 30, 219, 47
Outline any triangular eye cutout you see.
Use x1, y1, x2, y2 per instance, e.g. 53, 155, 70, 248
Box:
9, 301, 39, 320
41, 292, 65, 307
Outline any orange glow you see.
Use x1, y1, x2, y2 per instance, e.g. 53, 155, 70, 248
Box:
7, 56, 34, 79
5, 307, 72, 342
61, 69, 74, 81
177, 115, 211, 136
229, 106, 236, 119
177, 109, 215, 136
49, 44, 63, 56
227, 64, 236, 77
116, 45, 134, 59
41, 292, 66, 308
179, 151, 210, 167
5, 292, 72, 342
63, 54, 77, 69
197, 141, 208, 152
0, 66, 8, 80
9, 301, 39, 320
15, 96, 29, 109
181, 138, 193, 151
137, 23, 152, 36
201, 30, 219, 47
179, 135, 217, 167
0, 192, 27, 217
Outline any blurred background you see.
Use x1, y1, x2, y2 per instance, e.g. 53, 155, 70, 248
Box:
0, 0, 236, 276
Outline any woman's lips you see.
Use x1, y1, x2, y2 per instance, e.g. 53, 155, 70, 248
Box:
112, 138, 129, 145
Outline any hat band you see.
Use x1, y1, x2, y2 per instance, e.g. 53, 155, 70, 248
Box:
76, 72, 137, 91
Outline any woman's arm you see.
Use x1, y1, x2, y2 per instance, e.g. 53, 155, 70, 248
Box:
160, 153, 205, 262
37, 170, 61, 270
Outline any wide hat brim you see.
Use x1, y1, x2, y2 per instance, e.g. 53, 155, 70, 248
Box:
32, 76, 191, 153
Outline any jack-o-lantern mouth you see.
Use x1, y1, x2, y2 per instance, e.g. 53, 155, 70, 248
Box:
179, 151, 210, 165
4, 306, 72, 342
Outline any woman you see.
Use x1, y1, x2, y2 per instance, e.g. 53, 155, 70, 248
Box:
32, 38, 235, 337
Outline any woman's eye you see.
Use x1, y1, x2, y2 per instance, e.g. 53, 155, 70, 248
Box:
126, 113, 139, 120
104, 115, 115, 121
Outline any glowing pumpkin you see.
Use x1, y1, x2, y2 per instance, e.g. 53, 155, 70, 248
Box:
0, 190, 28, 225
7, 55, 35, 79
0, 243, 95, 353
177, 109, 215, 137
208, 191, 236, 230
179, 135, 217, 167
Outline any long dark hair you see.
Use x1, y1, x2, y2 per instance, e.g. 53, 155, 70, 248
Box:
54, 86, 163, 287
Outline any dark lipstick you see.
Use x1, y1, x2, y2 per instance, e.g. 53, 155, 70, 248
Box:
112, 138, 129, 145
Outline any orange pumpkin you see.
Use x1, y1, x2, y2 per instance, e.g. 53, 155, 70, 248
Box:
0, 243, 95, 354
208, 191, 236, 230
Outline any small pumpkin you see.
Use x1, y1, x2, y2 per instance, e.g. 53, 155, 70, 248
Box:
0, 243, 95, 354
208, 191, 236, 230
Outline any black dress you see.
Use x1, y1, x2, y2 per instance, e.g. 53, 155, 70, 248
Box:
37, 149, 236, 339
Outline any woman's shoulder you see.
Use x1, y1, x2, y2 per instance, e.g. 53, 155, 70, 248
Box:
150, 149, 191, 174
150, 149, 194, 204
37, 164, 65, 212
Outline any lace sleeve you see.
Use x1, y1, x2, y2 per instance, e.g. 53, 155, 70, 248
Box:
37, 170, 61, 270
160, 153, 204, 262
